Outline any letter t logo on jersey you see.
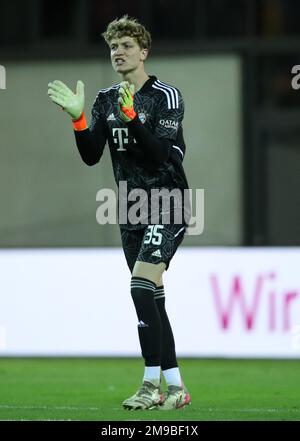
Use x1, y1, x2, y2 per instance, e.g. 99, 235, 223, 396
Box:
112, 128, 129, 151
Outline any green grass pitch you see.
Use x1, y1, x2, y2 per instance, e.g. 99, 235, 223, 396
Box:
0, 358, 299, 421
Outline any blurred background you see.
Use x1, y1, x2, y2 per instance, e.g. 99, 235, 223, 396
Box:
0, 0, 299, 359
1, 0, 299, 248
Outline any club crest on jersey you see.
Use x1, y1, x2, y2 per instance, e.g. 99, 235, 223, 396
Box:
159, 119, 178, 129
138, 112, 147, 124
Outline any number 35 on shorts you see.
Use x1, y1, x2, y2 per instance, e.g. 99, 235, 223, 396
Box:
144, 225, 164, 245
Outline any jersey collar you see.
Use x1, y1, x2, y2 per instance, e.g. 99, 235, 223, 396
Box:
136, 75, 157, 94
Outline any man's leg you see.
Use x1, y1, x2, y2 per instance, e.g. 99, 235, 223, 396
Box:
131, 261, 165, 385
135, 224, 191, 410
153, 280, 191, 409
123, 261, 166, 410
154, 280, 181, 386
121, 225, 191, 409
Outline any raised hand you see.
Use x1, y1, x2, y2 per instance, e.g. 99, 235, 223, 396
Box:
118, 81, 136, 122
48, 80, 85, 120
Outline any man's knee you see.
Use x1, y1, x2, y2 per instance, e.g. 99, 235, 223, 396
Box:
132, 261, 166, 285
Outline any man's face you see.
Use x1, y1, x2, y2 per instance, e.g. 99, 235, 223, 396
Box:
110, 36, 147, 74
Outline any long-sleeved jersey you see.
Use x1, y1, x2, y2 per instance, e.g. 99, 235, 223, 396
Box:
74, 75, 190, 230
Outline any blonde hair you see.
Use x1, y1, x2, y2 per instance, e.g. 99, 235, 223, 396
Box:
102, 15, 151, 51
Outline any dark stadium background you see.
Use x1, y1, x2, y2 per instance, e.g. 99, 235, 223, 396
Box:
1, 0, 299, 246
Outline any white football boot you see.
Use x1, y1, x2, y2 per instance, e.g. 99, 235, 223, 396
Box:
122, 381, 165, 410
159, 385, 191, 410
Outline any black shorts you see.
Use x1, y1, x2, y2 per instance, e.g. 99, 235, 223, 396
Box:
120, 224, 186, 273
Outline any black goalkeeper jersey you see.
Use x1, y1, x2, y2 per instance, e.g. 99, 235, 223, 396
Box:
74, 75, 189, 230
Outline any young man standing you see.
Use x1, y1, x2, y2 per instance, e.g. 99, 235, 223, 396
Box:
48, 15, 191, 411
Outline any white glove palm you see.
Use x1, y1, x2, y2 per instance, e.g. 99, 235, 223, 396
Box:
48, 80, 85, 120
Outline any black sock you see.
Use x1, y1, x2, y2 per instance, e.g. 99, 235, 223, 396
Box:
130, 277, 162, 366
155, 286, 178, 370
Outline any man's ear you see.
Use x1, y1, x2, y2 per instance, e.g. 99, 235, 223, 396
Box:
140, 49, 148, 61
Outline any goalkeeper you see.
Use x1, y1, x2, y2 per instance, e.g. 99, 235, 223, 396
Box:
48, 15, 191, 411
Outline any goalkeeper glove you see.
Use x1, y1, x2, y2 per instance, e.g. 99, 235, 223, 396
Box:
118, 81, 136, 122
48, 80, 87, 130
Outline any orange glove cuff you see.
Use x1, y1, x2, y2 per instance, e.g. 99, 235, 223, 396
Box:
122, 106, 137, 121
72, 112, 87, 131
